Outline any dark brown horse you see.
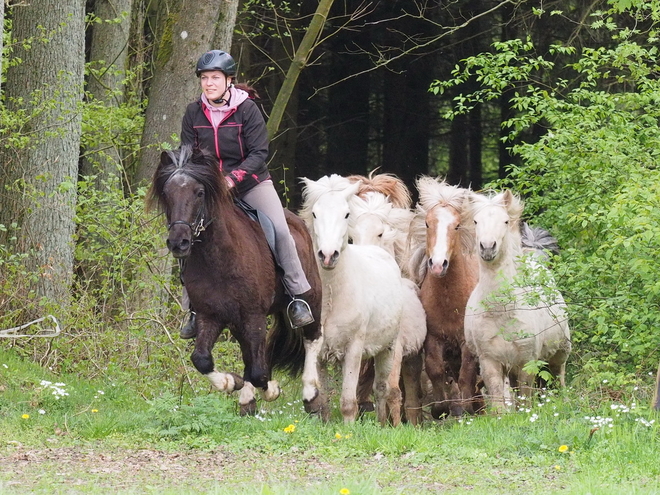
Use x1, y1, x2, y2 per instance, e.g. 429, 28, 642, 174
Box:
408, 176, 483, 417
148, 145, 327, 417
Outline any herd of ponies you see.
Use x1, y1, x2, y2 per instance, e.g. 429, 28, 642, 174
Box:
150, 146, 573, 425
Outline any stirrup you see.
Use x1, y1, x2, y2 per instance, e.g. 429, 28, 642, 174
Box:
286, 298, 314, 329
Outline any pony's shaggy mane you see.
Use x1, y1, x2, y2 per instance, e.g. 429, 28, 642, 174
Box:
346, 170, 412, 209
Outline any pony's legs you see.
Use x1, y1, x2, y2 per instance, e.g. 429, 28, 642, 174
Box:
424, 335, 452, 418
340, 343, 364, 423
385, 341, 404, 426
457, 342, 481, 415
401, 350, 424, 426
302, 334, 329, 421
373, 347, 399, 427
480, 357, 509, 413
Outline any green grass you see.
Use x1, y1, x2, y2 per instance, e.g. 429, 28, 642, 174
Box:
1, 347, 659, 494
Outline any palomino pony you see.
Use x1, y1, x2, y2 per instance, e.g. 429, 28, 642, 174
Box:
299, 174, 407, 425
407, 176, 483, 417
148, 146, 327, 418
348, 192, 427, 425
463, 190, 572, 412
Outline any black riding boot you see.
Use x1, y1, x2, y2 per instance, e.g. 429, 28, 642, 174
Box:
287, 296, 315, 329
180, 311, 197, 339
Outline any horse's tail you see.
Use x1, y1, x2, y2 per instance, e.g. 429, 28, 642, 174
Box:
520, 222, 560, 258
268, 313, 307, 376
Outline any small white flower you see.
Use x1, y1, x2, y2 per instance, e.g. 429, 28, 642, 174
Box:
180, 31, 188, 39
38, 409, 46, 414
2, 364, 8, 368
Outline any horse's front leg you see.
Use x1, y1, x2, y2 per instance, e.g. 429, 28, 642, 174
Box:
236, 316, 281, 415
302, 332, 329, 421
374, 344, 398, 427
191, 315, 246, 394
340, 340, 365, 423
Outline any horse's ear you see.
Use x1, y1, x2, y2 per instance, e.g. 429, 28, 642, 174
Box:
161, 150, 174, 166
345, 179, 362, 199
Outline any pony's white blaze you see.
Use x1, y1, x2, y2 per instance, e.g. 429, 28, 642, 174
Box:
311, 190, 354, 268
464, 190, 571, 412
427, 206, 456, 277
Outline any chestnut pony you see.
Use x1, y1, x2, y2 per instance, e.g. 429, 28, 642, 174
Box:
148, 146, 327, 418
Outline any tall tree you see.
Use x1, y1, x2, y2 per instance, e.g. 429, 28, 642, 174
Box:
0, 0, 86, 306
133, 0, 239, 186
81, 0, 134, 187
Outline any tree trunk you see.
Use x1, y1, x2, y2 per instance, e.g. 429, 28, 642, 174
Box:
81, 0, 134, 188
0, 0, 4, 96
133, 0, 234, 186
0, 0, 85, 307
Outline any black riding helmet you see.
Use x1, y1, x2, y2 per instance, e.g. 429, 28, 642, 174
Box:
195, 50, 237, 77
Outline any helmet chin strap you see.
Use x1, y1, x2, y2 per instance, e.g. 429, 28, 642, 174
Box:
212, 82, 232, 105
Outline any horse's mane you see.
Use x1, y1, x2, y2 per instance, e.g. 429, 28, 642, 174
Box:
346, 170, 412, 209
147, 145, 230, 217
299, 174, 356, 229
406, 177, 474, 283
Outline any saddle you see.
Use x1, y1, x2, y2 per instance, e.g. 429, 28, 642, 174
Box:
233, 198, 278, 257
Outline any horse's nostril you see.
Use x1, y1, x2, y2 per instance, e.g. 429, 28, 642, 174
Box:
427, 258, 433, 268
331, 251, 340, 263
442, 259, 449, 270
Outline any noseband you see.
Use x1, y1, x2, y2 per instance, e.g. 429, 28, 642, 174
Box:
168, 214, 211, 239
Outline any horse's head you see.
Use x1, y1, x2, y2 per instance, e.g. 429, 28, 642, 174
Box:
415, 176, 473, 278
300, 175, 361, 270
467, 189, 523, 263
148, 145, 224, 258
349, 192, 397, 257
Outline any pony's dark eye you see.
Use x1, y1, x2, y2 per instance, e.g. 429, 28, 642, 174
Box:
474, 220, 477, 225
425, 222, 429, 229
378, 233, 383, 238
197, 190, 204, 198
312, 212, 316, 219
345, 213, 349, 219
505, 220, 509, 225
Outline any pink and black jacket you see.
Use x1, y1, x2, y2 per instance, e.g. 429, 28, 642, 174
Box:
180, 90, 270, 196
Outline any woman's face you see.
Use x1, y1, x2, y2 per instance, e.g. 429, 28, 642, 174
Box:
200, 70, 230, 102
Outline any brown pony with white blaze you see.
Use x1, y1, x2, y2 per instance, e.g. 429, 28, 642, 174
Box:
408, 176, 483, 417
147, 146, 327, 418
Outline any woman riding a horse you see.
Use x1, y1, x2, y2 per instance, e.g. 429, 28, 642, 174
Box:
178, 49, 314, 336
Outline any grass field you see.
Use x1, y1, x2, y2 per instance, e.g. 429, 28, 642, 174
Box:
1, 347, 659, 494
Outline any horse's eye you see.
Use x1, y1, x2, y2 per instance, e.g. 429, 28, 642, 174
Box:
378, 233, 383, 238
474, 220, 477, 225
197, 190, 204, 198
505, 220, 509, 225
312, 212, 316, 219
345, 213, 349, 219
348, 237, 353, 244
425, 222, 429, 229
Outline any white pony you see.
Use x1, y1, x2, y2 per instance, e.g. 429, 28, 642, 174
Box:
348, 192, 427, 425
463, 190, 571, 412
300, 174, 406, 425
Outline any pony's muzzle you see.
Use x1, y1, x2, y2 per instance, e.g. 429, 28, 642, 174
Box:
479, 241, 497, 262
428, 257, 449, 277
318, 249, 339, 269
167, 234, 192, 258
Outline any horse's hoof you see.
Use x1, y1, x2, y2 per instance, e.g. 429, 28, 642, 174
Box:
304, 392, 330, 422
239, 399, 257, 416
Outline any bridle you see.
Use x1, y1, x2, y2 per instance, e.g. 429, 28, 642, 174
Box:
167, 213, 212, 240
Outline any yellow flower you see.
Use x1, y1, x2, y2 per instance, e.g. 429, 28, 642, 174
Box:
335, 432, 343, 439
558, 445, 569, 453
91, 409, 99, 413
283, 424, 296, 433
21, 414, 30, 419
554, 465, 561, 470
339, 489, 350, 495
